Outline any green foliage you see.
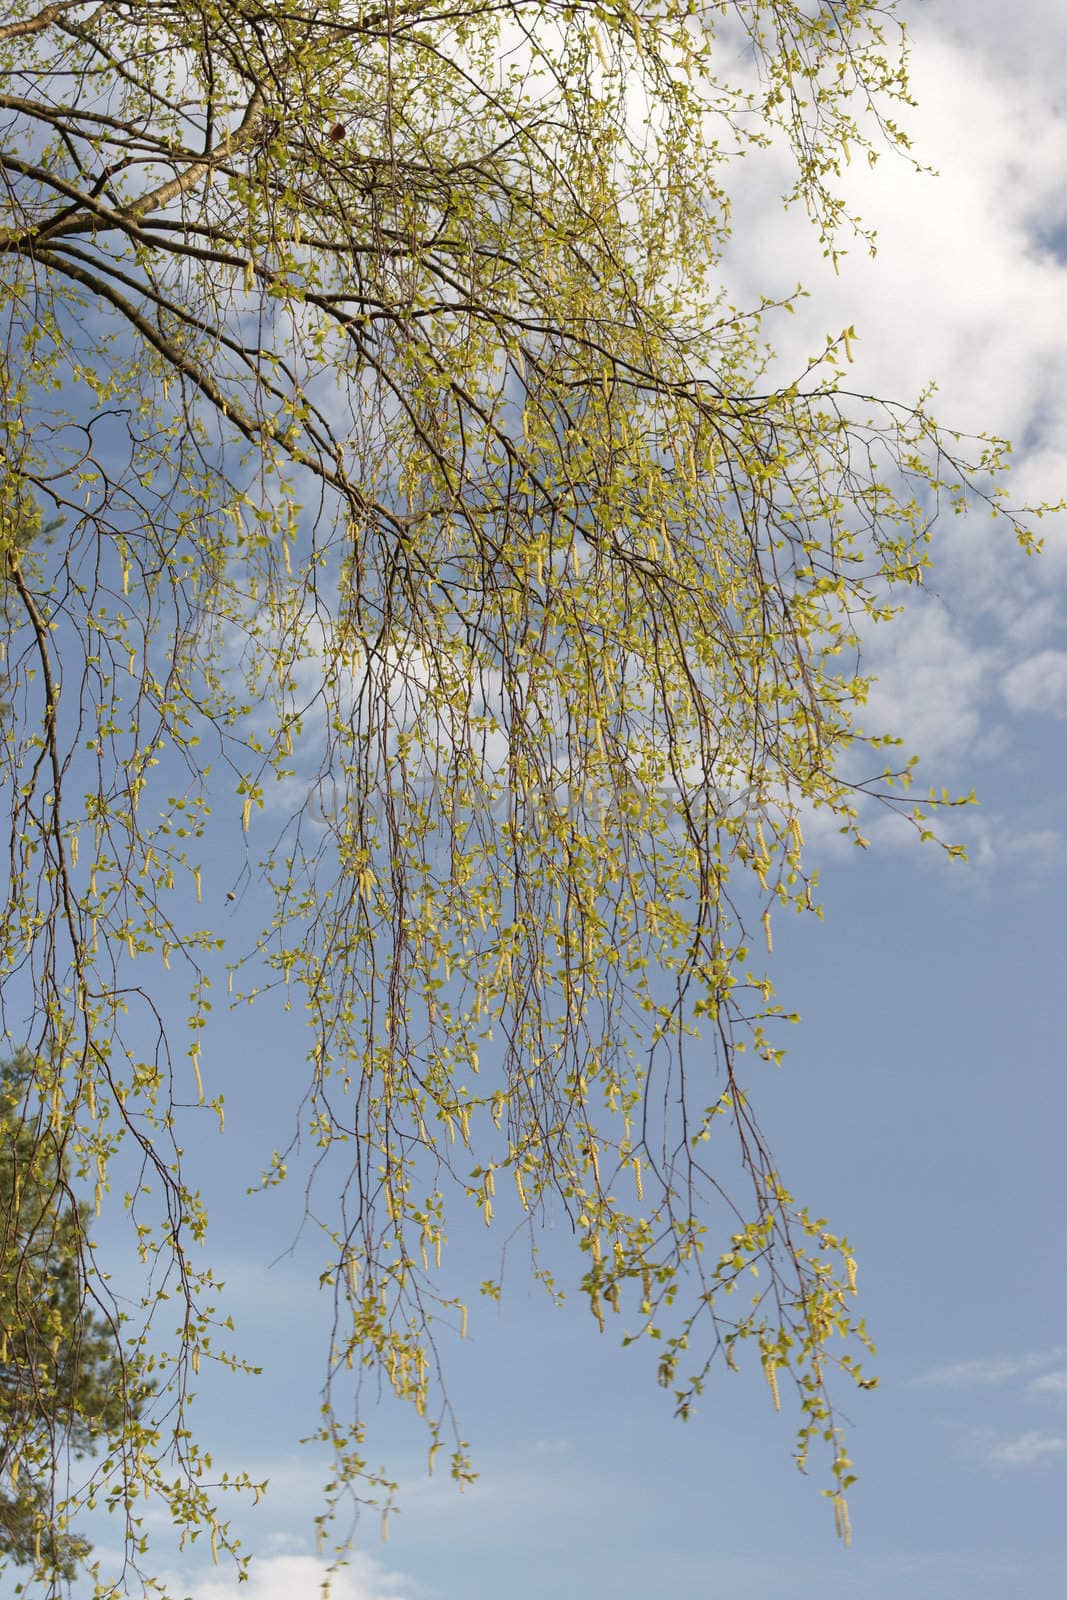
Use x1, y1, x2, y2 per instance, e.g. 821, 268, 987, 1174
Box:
0, 1053, 134, 1585
0, 0, 1054, 1589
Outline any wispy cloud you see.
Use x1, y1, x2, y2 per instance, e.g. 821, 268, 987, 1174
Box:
978, 1431, 1067, 1470
1028, 1370, 1067, 1399
915, 1346, 1067, 1388
1001, 649, 1067, 717
1001, 828, 1065, 866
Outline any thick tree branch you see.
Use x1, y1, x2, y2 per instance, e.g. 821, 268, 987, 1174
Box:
0, 0, 98, 45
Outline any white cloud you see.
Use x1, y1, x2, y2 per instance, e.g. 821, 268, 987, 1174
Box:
174, 1551, 415, 1600
979, 1431, 1067, 1470
723, 28, 1067, 441
713, 14, 1067, 876
858, 602, 991, 769
1001, 649, 1067, 717
915, 1346, 1067, 1387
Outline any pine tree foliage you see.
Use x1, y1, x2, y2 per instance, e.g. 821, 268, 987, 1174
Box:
0, 1053, 136, 1586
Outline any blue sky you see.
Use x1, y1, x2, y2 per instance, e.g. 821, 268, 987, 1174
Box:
62, 2, 1067, 1596
145, 816, 1067, 1600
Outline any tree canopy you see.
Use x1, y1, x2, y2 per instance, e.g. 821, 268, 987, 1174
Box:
0, 0, 1048, 1590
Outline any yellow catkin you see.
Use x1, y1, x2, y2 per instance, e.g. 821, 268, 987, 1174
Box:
833, 1493, 852, 1544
